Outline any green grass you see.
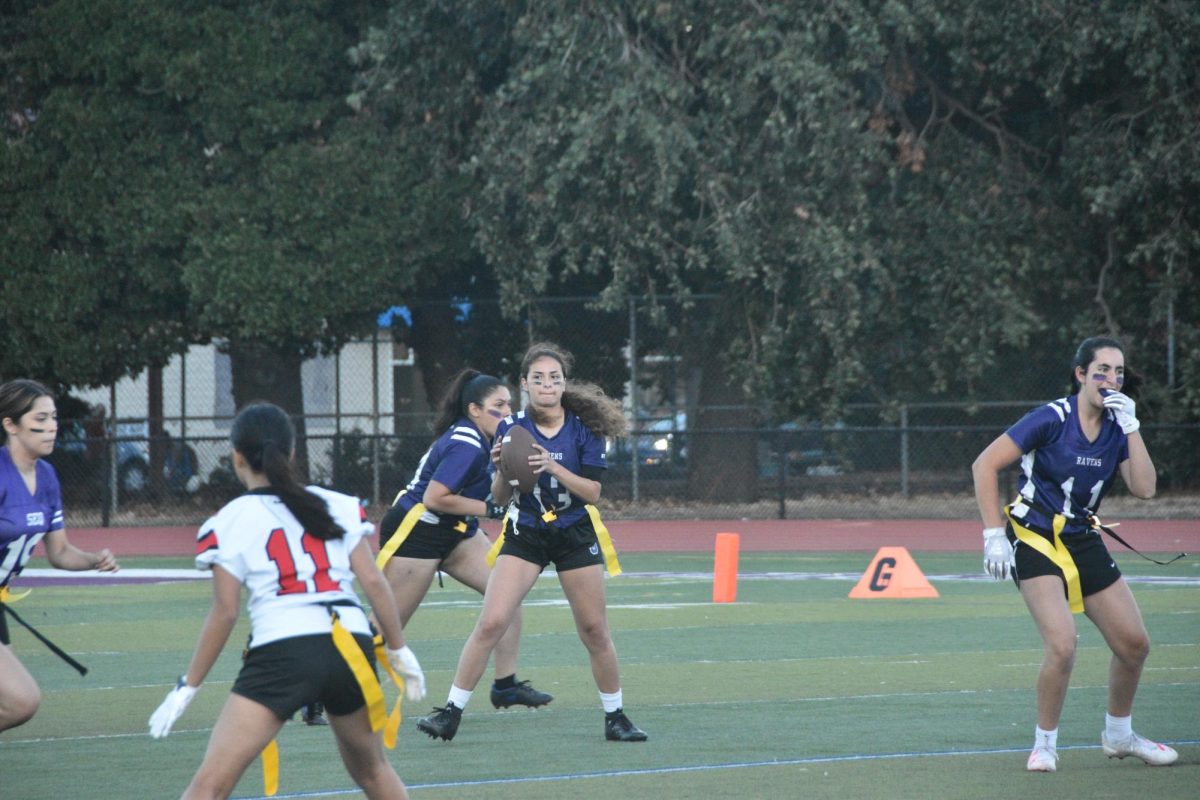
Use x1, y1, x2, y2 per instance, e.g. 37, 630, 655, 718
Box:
4, 551, 1198, 799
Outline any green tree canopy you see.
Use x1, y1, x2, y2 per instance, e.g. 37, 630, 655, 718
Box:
358, 1, 1198, 422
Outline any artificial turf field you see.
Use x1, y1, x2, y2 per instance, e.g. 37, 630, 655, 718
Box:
3, 550, 1197, 799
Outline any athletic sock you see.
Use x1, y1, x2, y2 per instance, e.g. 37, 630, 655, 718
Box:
448, 685, 473, 710
599, 689, 623, 714
493, 674, 517, 691
1034, 726, 1058, 750
1105, 713, 1132, 742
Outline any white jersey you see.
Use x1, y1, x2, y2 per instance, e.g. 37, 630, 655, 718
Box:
195, 486, 374, 648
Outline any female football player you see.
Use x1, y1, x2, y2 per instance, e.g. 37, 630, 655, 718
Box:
973, 336, 1177, 772
148, 402, 425, 799
376, 369, 551, 710
418, 343, 648, 743
1, 379, 120, 732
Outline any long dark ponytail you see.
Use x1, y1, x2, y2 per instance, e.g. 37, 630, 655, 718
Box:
231, 403, 345, 541
431, 369, 505, 436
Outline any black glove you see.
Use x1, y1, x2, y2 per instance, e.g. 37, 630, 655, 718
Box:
485, 500, 507, 520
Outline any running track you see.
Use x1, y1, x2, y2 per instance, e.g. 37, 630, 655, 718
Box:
55, 519, 1200, 557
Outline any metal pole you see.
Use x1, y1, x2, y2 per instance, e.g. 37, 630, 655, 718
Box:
371, 329, 381, 507
777, 437, 786, 519
334, 345, 342, 488
900, 404, 909, 499
180, 349, 187, 442
109, 383, 118, 520
628, 295, 639, 503
1166, 260, 1176, 388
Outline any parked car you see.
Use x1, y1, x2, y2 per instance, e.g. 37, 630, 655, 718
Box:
758, 421, 850, 477
607, 413, 688, 469
607, 414, 850, 477
49, 421, 198, 497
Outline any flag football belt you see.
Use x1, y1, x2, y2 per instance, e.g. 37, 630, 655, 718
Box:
1004, 504, 1083, 613
374, 495, 469, 569
1011, 498, 1186, 567
256, 600, 398, 797
0, 585, 88, 675
486, 504, 622, 577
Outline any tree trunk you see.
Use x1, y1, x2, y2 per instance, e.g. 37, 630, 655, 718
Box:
410, 303, 464, 408
228, 340, 310, 480
148, 364, 166, 496
686, 352, 758, 504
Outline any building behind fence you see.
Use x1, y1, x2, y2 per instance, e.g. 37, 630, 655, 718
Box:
51, 298, 1200, 526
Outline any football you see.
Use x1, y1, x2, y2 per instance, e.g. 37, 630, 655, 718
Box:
498, 424, 540, 493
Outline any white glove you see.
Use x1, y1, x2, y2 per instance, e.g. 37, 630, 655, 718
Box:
1102, 390, 1139, 434
149, 677, 198, 738
386, 645, 426, 702
982, 527, 1014, 581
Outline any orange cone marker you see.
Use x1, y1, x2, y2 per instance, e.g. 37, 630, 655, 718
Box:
848, 546, 939, 599
713, 532, 740, 603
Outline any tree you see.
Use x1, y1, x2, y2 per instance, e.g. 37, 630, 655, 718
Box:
1, 0, 194, 389
2, 1, 446, 477
384, 2, 1199, 497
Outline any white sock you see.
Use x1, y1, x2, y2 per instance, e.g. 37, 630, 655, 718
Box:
599, 689, 623, 713
1035, 726, 1058, 750
1105, 713, 1132, 741
448, 685, 473, 710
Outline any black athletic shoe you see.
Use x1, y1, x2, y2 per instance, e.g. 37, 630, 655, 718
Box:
604, 709, 648, 742
301, 702, 329, 726
416, 705, 462, 741
490, 680, 554, 709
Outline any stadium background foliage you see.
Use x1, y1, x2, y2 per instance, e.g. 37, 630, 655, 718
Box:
2, 2, 1197, 523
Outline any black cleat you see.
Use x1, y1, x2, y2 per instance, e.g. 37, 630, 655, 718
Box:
301, 702, 329, 726
416, 705, 462, 741
604, 709, 648, 742
490, 680, 554, 709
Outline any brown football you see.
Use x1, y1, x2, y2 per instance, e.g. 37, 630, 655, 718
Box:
498, 424, 539, 493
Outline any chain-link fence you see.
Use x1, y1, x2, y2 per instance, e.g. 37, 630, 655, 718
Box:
49, 297, 1200, 526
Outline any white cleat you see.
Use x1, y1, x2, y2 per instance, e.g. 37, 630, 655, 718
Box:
1101, 732, 1178, 766
1027, 746, 1058, 772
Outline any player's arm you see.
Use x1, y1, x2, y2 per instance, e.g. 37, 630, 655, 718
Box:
972, 433, 1022, 528
180, 564, 241, 687
148, 564, 239, 737
489, 435, 514, 504
1118, 434, 1156, 499
972, 433, 1023, 581
530, 444, 602, 504
41, 528, 119, 572
350, 538, 405, 650
423, 479, 506, 520
350, 538, 425, 699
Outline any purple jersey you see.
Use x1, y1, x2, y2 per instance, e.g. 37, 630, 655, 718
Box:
394, 419, 491, 533
497, 410, 607, 530
1005, 395, 1129, 536
0, 446, 65, 587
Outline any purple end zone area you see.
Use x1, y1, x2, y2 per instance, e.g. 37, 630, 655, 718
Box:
43, 519, 1200, 558
16, 575, 198, 587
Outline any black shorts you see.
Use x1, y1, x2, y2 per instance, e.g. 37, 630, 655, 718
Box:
1008, 524, 1122, 598
0, 605, 8, 646
499, 515, 605, 573
379, 509, 477, 562
232, 633, 376, 720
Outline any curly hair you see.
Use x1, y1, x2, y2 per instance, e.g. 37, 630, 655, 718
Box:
520, 342, 628, 438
